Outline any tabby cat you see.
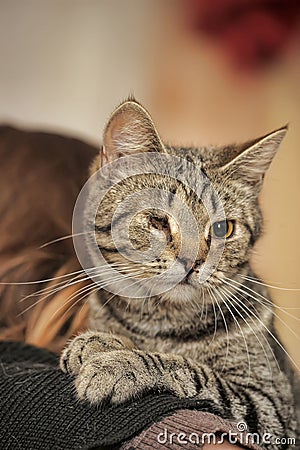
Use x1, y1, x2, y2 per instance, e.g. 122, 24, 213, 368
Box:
60, 99, 297, 448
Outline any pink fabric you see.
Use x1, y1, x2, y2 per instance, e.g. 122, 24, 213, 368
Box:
121, 410, 262, 449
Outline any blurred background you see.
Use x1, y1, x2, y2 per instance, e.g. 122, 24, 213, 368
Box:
0, 0, 299, 367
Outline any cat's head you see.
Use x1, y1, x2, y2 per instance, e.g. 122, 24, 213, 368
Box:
87, 98, 286, 302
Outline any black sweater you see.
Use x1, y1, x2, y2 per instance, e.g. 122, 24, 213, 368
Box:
0, 341, 221, 450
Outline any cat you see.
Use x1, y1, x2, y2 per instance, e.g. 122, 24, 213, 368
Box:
60, 98, 298, 448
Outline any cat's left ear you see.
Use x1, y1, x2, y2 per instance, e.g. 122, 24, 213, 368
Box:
101, 98, 165, 166
221, 126, 288, 186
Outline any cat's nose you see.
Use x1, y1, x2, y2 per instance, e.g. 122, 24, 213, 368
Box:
177, 257, 194, 272
193, 258, 204, 268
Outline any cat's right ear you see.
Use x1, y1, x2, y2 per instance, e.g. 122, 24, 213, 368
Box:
101, 99, 165, 166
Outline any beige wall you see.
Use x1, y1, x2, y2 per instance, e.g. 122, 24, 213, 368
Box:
0, 0, 152, 142
0, 1, 299, 366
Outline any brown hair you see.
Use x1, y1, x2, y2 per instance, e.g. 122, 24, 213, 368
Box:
0, 125, 98, 352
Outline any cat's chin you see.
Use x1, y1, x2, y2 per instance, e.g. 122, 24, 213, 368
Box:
160, 282, 199, 303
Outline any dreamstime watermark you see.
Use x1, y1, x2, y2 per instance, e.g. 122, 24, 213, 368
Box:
72, 153, 226, 297
156, 421, 297, 447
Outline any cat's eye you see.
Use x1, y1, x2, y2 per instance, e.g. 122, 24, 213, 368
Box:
209, 220, 234, 239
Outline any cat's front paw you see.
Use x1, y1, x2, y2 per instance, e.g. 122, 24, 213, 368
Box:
61, 337, 199, 406
75, 350, 156, 405
73, 349, 199, 406
60, 331, 133, 375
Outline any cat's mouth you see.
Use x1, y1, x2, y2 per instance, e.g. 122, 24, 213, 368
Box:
178, 266, 195, 286
178, 276, 192, 286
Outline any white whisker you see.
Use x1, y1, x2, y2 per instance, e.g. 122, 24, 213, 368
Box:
18, 269, 144, 316
215, 286, 251, 381
222, 277, 300, 372
220, 284, 277, 380
208, 286, 230, 372
224, 276, 300, 330
239, 274, 300, 292
39, 231, 93, 249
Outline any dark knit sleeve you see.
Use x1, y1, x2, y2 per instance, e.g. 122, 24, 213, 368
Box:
0, 341, 225, 450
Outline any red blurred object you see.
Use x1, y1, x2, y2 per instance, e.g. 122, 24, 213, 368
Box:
186, 0, 300, 70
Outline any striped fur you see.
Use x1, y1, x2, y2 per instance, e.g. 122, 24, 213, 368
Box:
61, 100, 298, 449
